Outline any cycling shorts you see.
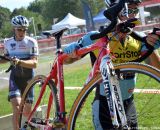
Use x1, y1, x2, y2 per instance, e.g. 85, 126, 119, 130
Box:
8, 73, 34, 103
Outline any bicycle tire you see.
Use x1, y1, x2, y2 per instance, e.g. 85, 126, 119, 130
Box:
67, 62, 160, 130
19, 75, 60, 130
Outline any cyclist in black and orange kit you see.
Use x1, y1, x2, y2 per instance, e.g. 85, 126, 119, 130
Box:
0, 15, 39, 130
63, 0, 160, 129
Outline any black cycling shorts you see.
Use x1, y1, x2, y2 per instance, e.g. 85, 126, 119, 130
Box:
8, 73, 34, 102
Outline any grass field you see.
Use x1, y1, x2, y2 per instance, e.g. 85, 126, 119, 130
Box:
0, 52, 92, 116
0, 51, 160, 129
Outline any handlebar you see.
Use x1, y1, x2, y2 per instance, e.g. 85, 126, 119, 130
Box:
90, 0, 126, 40
0, 55, 14, 73
0, 55, 11, 61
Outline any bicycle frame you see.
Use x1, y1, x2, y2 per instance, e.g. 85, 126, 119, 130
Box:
26, 35, 109, 125
25, 30, 127, 129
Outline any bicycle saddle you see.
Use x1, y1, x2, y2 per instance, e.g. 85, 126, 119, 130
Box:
42, 25, 69, 37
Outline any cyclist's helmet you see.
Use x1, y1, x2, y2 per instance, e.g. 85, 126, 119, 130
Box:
105, 0, 119, 7
105, 0, 141, 17
11, 15, 29, 28
105, 0, 141, 7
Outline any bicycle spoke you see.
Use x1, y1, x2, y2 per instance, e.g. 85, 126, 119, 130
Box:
134, 73, 160, 127
68, 63, 160, 130
19, 75, 59, 130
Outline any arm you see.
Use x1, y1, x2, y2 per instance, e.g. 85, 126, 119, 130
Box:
0, 55, 10, 64
0, 59, 8, 64
146, 31, 160, 49
63, 42, 82, 64
145, 50, 160, 69
0, 41, 9, 64
145, 31, 160, 69
63, 31, 99, 64
14, 56, 38, 69
63, 52, 81, 64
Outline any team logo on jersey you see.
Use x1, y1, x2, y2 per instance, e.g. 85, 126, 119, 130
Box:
19, 44, 26, 49
10, 43, 16, 50
111, 46, 140, 59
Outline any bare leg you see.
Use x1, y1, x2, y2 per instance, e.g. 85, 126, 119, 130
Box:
23, 102, 32, 117
10, 97, 21, 130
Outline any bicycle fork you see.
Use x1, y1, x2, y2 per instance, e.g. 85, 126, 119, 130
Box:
100, 55, 128, 128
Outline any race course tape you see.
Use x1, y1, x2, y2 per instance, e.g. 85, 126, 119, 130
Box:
65, 87, 160, 94
0, 76, 9, 80
134, 89, 160, 94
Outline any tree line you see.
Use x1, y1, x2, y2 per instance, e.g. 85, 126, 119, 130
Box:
0, 0, 105, 39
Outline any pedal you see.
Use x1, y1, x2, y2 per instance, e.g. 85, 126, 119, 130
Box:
52, 119, 65, 128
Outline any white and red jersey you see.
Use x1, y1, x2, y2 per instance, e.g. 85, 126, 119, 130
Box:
4, 36, 38, 58
4, 36, 39, 79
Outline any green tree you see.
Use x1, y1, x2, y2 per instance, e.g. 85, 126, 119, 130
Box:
0, 0, 106, 38
27, 0, 44, 14
0, 22, 12, 38
40, 0, 105, 28
0, 6, 11, 38
84, 0, 105, 16
25, 0, 105, 30
41, 0, 82, 26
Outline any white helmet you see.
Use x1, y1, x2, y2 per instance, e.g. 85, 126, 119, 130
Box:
11, 15, 29, 28
105, 0, 120, 7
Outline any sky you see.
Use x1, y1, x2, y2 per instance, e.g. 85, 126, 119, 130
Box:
0, 0, 35, 11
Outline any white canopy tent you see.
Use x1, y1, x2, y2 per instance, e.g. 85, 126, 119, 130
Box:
52, 13, 86, 30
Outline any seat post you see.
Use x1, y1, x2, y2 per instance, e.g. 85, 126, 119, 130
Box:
54, 30, 64, 52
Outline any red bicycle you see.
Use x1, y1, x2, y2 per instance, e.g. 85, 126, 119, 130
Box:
18, 1, 160, 129
17, 22, 160, 130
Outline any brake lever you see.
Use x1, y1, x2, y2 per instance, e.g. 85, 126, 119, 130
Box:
0, 55, 16, 73
5, 65, 14, 73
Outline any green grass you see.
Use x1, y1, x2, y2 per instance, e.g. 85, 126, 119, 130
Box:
0, 53, 91, 116
0, 88, 11, 115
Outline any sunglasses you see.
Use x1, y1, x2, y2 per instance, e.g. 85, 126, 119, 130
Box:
16, 28, 28, 32
128, 8, 139, 14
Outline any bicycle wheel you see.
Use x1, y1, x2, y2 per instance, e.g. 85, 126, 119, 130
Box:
19, 75, 60, 130
67, 63, 160, 130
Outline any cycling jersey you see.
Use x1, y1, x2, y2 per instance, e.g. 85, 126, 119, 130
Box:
4, 36, 38, 59
92, 32, 158, 100
93, 32, 153, 64
4, 36, 39, 101
64, 31, 159, 99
